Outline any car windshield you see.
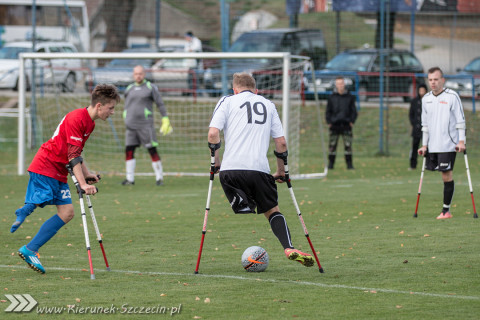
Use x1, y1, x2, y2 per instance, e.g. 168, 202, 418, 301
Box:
229, 33, 283, 53
464, 58, 480, 73
0, 46, 32, 59
325, 52, 373, 71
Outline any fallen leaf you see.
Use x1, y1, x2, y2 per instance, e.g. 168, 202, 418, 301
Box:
160, 293, 166, 297
204, 298, 210, 303
403, 260, 408, 264
396, 305, 403, 309
424, 234, 430, 237
195, 297, 200, 301
75, 298, 81, 303
399, 231, 404, 235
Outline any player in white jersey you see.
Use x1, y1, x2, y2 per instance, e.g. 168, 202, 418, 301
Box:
208, 73, 314, 267
418, 67, 466, 219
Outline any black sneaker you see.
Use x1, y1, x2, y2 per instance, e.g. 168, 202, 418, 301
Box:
156, 179, 164, 186
121, 179, 135, 185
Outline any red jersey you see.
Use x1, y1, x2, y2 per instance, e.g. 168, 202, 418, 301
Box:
28, 108, 95, 183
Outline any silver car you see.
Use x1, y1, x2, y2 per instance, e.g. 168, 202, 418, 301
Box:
0, 41, 82, 92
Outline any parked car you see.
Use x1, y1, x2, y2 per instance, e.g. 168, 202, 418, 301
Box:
0, 41, 82, 92
150, 58, 195, 94
445, 56, 480, 97
85, 48, 157, 92
304, 48, 425, 101
204, 28, 328, 96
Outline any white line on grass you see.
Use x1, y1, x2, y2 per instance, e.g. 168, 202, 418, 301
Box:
1, 265, 478, 301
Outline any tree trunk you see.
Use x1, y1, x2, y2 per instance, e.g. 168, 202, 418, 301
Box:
102, 0, 136, 53
375, 11, 396, 49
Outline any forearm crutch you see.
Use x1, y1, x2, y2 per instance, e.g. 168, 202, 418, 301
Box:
66, 164, 96, 280
194, 142, 220, 274
84, 194, 110, 270
274, 151, 324, 273
463, 150, 478, 218
413, 156, 426, 218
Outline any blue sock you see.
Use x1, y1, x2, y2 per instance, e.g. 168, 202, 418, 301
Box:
27, 214, 65, 252
11, 203, 36, 233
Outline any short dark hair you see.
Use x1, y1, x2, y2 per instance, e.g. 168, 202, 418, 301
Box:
185, 31, 193, 37
91, 84, 120, 106
233, 72, 256, 90
428, 66, 443, 77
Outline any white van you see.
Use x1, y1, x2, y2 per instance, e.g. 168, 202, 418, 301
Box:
0, 0, 90, 52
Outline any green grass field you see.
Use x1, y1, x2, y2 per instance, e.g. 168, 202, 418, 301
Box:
2, 101, 480, 319
2, 151, 480, 319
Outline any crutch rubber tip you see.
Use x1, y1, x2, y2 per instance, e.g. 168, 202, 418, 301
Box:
474, 213, 478, 219
319, 268, 324, 273
194, 271, 199, 274
413, 213, 418, 218
91, 274, 96, 280
106, 267, 111, 271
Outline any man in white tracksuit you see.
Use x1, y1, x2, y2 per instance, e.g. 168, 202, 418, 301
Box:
418, 67, 466, 219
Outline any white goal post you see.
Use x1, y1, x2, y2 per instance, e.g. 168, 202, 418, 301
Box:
17, 51, 327, 179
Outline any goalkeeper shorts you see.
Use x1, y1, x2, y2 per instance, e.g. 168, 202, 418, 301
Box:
125, 126, 158, 148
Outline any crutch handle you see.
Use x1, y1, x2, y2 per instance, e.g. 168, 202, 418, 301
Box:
80, 187, 99, 195
86, 175, 101, 184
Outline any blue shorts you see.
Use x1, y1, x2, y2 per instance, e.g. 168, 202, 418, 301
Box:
25, 172, 72, 207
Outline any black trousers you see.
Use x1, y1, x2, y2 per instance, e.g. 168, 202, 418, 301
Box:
410, 135, 421, 169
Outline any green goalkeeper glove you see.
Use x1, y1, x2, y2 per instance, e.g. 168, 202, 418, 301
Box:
160, 116, 173, 136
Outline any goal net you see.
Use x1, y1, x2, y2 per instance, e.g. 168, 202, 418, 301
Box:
17, 52, 327, 179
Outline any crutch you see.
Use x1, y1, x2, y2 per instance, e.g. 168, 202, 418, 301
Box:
194, 142, 220, 274
463, 149, 478, 218
84, 193, 110, 270
66, 165, 110, 278
66, 164, 95, 279
274, 151, 324, 273
413, 156, 427, 218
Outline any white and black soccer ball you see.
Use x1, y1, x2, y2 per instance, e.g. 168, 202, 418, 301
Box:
241, 246, 269, 272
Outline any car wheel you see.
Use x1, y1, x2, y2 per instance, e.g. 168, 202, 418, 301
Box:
14, 76, 31, 92
358, 84, 368, 102
62, 73, 76, 93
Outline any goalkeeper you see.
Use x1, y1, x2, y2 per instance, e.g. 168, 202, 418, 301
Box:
122, 65, 173, 186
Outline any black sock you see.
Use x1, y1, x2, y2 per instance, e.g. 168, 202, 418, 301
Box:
443, 180, 455, 213
268, 212, 293, 250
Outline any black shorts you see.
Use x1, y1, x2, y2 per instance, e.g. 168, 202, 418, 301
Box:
425, 151, 457, 172
219, 170, 278, 214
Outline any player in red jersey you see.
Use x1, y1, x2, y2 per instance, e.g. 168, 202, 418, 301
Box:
11, 84, 120, 274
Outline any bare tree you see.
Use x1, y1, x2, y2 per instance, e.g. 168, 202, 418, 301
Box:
102, 0, 136, 52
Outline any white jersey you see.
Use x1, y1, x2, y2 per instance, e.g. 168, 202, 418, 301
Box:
421, 88, 465, 152
209, 91, 284, 173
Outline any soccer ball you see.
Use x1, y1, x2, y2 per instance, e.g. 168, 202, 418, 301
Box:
241, 246, 269, 272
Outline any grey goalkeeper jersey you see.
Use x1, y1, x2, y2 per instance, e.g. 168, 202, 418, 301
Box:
123, 80, 167, 130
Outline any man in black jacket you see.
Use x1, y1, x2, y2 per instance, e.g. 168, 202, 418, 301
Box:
326, 77, 357, 169
408, 83, 427, 170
